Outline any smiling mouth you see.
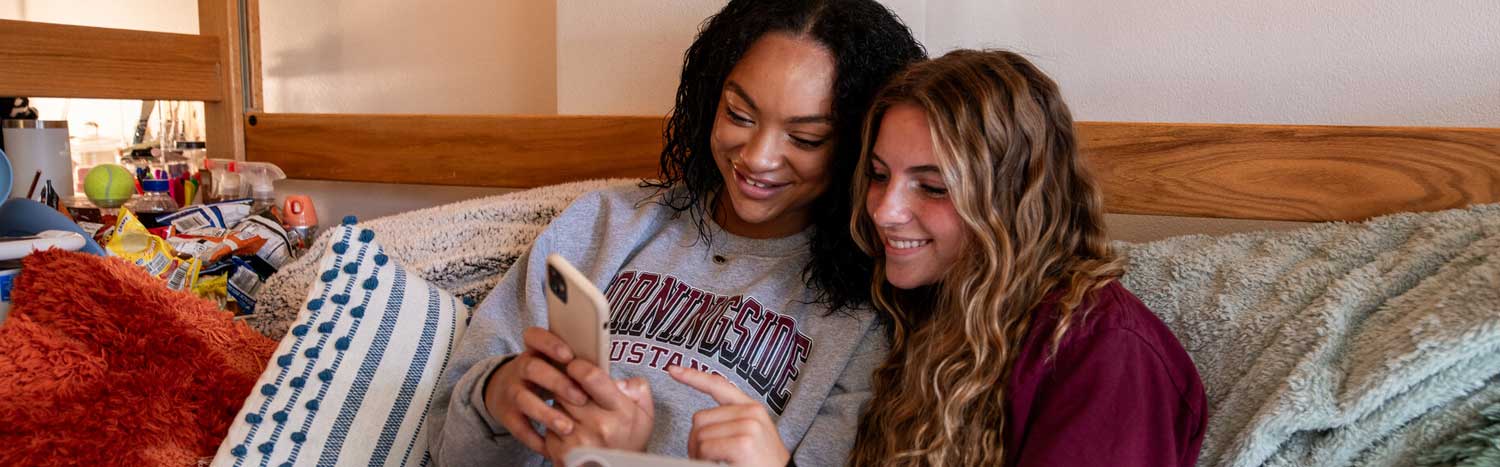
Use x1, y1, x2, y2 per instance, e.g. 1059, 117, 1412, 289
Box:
732, 168, 790, 199
885, 238, 932, 251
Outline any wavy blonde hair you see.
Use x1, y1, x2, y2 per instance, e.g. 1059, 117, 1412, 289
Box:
847, 50, 1125, 466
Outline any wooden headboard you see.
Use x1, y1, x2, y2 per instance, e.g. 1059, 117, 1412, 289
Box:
4, 2, 1499, 224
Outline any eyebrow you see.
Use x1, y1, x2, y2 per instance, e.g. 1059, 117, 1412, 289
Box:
725, 81, 834, 126
870, 153, 941, 174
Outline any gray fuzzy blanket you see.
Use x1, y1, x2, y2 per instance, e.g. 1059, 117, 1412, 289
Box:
251, 181, 1500, 467
1118, 204, 1500, 466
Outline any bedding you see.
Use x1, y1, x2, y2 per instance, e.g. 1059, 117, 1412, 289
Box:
1418, 397, 1500, 466
251, 178, 633, 339
0, 249, 275, 466
1119, 203, 1500, 466
253, 180, 1500, 466
212, 222, 470, 466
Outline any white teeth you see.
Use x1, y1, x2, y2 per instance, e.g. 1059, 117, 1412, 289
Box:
746, 179, 770, 188
890, 239, 930, 249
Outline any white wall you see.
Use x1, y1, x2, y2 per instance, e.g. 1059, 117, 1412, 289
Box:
2, 0, 196, 33
922, 0, 1500, 126
259, 0, 557, 114
555, 0, 927, 115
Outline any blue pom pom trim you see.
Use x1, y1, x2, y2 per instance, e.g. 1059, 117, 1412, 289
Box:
335, 336, 351, 350
343, 262, 359, 274
363, 277, 379, 290
331, 294, 350, 305
307, 299, 324, 311
231, 445, 247, 457
332, 242, 349, 254
374, 254, 389, 266
258, 441, 274, 454
277, 354, 293, 367
289, 376, 305, 388
350, 306, 366, 318
305, 347, 321, 358
319, 369, 335, 382
291, 324, 309, 336
273, 410, 288, 423
306, 399, 321, 411
260, 384, 277, 396
318, 321, 336, 333
321, 269, 339, 282
246, 413, 263, 424
342, 215, 358, 225
359, 229, 375, 242
291, 431, 307, 443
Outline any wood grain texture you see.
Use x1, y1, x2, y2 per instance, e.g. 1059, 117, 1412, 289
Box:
244, 113, 665, 188
245, 114, 1500, 221
0, 19, 222, 101
246, 0, 264, 111
1078, 122, 1500, 221
199, 0, 252, 160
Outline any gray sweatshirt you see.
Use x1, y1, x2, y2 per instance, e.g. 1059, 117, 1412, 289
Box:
428, 185, 884, 466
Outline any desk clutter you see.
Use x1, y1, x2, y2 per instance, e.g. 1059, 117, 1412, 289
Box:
2, 140, 321, 317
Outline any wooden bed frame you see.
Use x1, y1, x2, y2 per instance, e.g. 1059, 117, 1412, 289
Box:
4, 1, 1499, 223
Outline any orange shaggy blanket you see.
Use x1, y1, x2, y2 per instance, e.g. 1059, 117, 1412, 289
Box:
0, 250, 276, 466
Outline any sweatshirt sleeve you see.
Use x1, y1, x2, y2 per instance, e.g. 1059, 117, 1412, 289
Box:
427, 190, 613, 467
1009, 328, 1201, 467
790, 322, 887, 466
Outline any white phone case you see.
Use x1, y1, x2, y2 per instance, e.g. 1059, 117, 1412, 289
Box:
565, 447, 720, 467
545, 254, 611, 373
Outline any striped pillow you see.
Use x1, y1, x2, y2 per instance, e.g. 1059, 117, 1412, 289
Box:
213, 222, 471, 467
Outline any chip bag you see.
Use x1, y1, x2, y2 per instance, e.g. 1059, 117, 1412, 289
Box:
106, 208, 202, 291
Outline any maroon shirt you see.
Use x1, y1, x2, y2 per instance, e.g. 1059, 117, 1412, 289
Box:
1004, 281, 1207, 466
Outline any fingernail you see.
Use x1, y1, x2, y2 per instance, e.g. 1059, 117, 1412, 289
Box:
556, 418, 573, 434
570, 389, 587, 404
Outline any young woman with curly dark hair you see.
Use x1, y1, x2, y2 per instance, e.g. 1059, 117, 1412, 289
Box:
429, 1, 925, 466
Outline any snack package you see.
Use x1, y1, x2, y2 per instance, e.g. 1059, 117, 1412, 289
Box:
157, 198, 253, 234
225, 256, 276, 315
100, 207, 143, 245
231, 215, 294, 270
105, 209, 202, 292
166, 230, 267, 264
193, 273, 230, 308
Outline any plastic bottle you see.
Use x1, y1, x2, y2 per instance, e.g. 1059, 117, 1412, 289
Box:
235, 161, 287, 217
124, 179, 181, 228
199, 159, 241, 204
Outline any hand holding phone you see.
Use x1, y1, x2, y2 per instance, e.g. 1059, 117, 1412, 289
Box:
483, 327, 589, 454
545, 254, 611, 373
542, 255, 655, 459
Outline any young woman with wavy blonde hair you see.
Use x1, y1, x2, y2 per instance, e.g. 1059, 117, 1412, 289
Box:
847, 50, 1207, 466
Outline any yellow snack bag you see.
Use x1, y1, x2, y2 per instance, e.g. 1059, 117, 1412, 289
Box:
192, 274, 230, 308
106, 208, 202, 291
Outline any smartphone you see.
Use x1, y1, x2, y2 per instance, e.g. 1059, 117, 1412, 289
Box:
545, 254, 610, 373
565, 447, 719, 467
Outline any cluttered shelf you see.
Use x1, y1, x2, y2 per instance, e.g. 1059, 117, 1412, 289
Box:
1, 107, 306, 317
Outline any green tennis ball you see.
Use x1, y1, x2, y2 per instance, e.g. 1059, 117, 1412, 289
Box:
84, 164, 135, 208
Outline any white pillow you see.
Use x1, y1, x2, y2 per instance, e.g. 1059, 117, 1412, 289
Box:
213, 221, 470, 466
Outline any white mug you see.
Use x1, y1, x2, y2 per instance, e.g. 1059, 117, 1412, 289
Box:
3, 120, 72, 202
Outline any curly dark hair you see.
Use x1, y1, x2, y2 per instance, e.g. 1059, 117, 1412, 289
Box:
642, 0, 926, 313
